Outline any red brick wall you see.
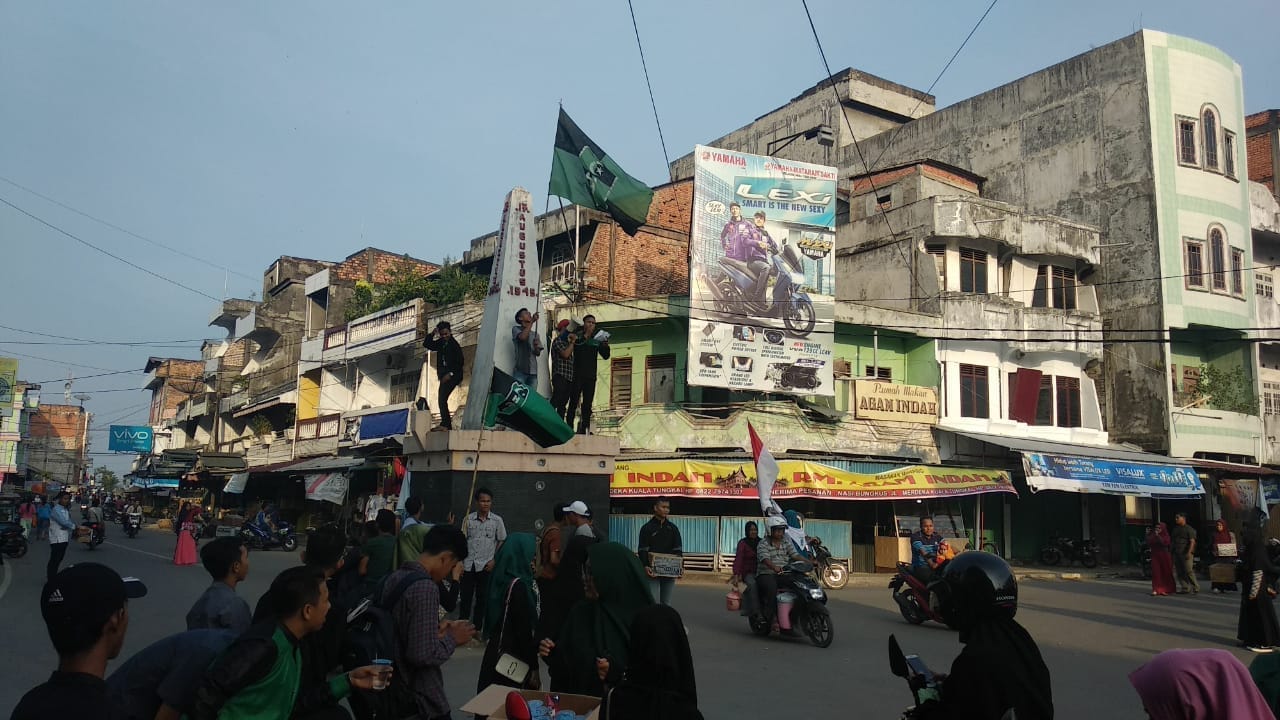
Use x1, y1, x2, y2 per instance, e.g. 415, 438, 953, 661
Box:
331, 248, 440, 284
583, 181, 691, 299
28, 405, 87, 442
1247, 111, 1278, 197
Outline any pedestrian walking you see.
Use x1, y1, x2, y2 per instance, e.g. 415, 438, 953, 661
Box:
106, 629, 237, 720
36, 496, 50, 540
1170, 513, 1199, 594
565, 314, 609, 434
477, 533, 541, 696
637, 499, 683, 606
1211, 518, 1239, 593
550, 320, 576, 420
599, 604, 703, 720
1147, 523, 1176, 597
1130, 649, 1274, 719
1238, 521, 1280, 652
11, 563, 148, 720
460, 488, 507, 636
46, 491, 80, 582
511, 308, 543, 387
19, 497, 36, 538
423, 321, 464, 431
538, 542, 653, 695
186, 537, 252, 634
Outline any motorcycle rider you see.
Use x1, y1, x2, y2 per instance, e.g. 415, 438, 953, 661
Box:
756, 515, 805, 633
910, 516, 948, 585
85, 498, 105, 543
745, 212, 778, 302
917, 552, 1054, 720
719, 202, 756, 261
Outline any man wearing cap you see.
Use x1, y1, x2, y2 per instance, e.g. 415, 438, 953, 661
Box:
511, 308, 543, 387
12, 563, 148, 720
47, 491, 82, 581
550, 320, 576, 420
561, 500, 597, 542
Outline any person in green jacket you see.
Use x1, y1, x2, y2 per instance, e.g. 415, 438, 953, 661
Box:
188, 566, 385, 720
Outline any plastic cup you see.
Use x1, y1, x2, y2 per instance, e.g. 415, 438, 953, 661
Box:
371, 659, 393, 690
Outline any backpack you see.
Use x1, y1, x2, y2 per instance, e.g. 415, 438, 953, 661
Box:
344, 571, 431, 720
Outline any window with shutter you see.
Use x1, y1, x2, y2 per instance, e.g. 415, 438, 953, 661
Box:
959, 364, 989, 419
610, 358, 633, 410
645, 355, 676, 404
959, 248, 988, 294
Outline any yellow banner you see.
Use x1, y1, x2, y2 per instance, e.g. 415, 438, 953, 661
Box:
613, 458, 1016, 500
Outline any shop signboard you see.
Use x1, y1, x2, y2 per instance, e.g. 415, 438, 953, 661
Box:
108, 425, 154, 453
612, 458, 1014, 500
1021, 452, 1203, 497
853, 381, 939, 424
687, 146, 837, 397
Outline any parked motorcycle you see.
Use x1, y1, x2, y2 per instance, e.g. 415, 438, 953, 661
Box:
1039, 535, 1098, 568
746, 560, 834, 647
80, 521, 105, 550
889, 562, 946, 626
807, 536, 849, 589
240, 520, 298, 552
888, 634, 1018, 720
0, 522, 28, 559
124, 511, 143, 539
703, 241, 817, 338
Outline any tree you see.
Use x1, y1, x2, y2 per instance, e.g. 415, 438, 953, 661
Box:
1193, 363, 1259, 415
95, 467, 119, 495
343, 260, 486, 321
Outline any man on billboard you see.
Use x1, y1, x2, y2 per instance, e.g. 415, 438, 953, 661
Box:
745, 211, 779, 299
719, 202, 757, 261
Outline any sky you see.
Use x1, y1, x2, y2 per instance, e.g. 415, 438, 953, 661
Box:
2, 0, 1277, 477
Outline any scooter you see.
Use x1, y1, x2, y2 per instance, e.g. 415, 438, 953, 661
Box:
746, 560, 834, 647
765, 360, 824, 391
0, 522, 28, 559
124, 511, 142, 539
808, 536, 849, 589
80, 521, 105, 550
1039, 535, 1098, 568
240, 520, 298, 552
703, 241, 817, 338
889, 562, 946, 626
889, 634, 1018, 720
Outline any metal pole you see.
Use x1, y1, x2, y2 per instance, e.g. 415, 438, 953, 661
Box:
574, 204, 581, 301
461, 430, 485, 536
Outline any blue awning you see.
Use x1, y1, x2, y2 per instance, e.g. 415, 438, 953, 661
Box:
359, 409, 409, 440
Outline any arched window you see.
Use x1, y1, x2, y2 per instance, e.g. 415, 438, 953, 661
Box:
1210, 227, 1226, 290
1202, 108, 1219, 170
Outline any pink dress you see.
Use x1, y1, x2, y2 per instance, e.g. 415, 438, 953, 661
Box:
173, 520, 198, 566
1149, 525, 1176, 596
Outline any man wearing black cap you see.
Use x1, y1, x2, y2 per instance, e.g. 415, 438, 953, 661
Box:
12, 563, 148, 720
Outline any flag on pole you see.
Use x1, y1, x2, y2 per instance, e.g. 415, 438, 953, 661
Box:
548, 108, 654, 236
748, 422, 782, 516
483, 369, 575, 448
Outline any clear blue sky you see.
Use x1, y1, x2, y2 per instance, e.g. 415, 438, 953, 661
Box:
2, 0, 1276, 476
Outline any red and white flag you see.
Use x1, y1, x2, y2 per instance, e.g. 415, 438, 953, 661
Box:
748, 422, 783, 516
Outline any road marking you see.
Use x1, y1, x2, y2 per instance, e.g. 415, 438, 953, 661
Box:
104, 541, 173, 561
0, 563, 10, 600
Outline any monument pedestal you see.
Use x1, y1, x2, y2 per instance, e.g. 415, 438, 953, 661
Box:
403, 429, 618, 534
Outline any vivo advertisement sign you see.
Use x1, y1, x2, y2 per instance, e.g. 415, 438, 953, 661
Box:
108, 425, 154, 453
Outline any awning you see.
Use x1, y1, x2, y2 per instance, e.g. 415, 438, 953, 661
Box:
304, 472, 349, 505
196, 453, 248, 475
278, 456, 363, 474
1186, 459, 1279, 477
232, 390, 297, 419
611, 458, 1016, 500
131, 477, 180, 490
947, 430, 1203, 497
358, 409, 410, 440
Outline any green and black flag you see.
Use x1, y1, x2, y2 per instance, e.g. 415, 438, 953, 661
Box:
484, 368, 575, 448
549, 108, 655, 236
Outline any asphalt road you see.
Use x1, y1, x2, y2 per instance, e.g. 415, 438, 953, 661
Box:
0, 526, 1261, 718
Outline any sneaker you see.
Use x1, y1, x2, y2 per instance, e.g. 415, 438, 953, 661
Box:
1248, 646, 1274, 653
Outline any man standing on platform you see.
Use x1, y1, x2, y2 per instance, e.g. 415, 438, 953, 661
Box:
423, 321, 463, 431
511, 308, 543, 388
550, 320, 576, 420
566, 314, 609, 434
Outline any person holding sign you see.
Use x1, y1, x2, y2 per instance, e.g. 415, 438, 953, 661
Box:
637, 499, 683, 606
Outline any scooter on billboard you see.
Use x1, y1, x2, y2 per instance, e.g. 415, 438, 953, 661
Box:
702, 240, 816, 339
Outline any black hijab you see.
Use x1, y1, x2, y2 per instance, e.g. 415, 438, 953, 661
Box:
943, 615, 1054, 720
600, 604, 703, 720
743, 521, 761, 552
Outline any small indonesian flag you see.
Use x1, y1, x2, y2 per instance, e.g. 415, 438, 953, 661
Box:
748, 422, 782, 516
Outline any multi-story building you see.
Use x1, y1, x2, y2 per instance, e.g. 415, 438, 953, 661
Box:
1, 382, 40, 489
1252, 180, 1280, 463
1248, 110, 1279, 199
26, 403, 90, 488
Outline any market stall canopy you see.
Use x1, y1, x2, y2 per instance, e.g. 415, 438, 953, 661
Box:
948, 430, 1203, 497
278, 456, 363, 474
196, 453, 248, 475
612, 457, 1015, 500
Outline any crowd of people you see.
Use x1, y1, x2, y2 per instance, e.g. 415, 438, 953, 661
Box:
12, 490, 704, 720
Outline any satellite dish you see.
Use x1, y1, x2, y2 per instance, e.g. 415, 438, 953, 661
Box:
74, 393, 91, 407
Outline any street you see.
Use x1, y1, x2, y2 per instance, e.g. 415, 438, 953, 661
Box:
0, 527, 1260, 718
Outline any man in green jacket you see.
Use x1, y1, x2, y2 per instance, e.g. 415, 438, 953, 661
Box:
189, 566, 384, 720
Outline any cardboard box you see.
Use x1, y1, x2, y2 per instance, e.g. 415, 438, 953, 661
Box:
1210, 562, 1238, 584
649, 552, 683, 578
460, 685, 601, 720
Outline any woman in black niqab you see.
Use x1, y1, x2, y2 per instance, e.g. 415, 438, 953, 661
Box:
599, 604, 703, 720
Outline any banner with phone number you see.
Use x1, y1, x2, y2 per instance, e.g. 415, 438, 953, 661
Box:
612, 459, 1016, 500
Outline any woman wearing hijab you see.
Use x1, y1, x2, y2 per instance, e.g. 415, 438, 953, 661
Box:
1148, 523, 1177, 596
730, 521, 760, 617
1238, 521, 1280, 652
538, 542, 653, 695
172, 504, 199, 566
1210, 519, 1239, 593
600, 604, 703, 720
1130, 648, 1273, 719
477, 533, 541, 694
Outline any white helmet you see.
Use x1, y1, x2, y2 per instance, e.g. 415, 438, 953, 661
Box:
765, 515, 789, 531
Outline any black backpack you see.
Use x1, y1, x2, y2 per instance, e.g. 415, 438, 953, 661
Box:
344, 571, 431, 720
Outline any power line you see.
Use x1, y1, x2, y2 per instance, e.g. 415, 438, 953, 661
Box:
0, 175, 258, 281
0, 195, 222, 302
625, 0, 672, 178
0, 347, 124, 371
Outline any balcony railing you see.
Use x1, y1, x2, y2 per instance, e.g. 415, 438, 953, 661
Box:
295, 414, 341, 441
324, 326, 347, 350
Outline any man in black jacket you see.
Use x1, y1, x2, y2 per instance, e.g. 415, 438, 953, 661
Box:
422, 321, 464, 431
637, 499, 683, 606
565, 314, 610, 434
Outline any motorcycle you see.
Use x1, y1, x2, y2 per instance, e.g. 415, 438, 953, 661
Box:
746, 560, 834, 647
808, 536, 849, 589
240, 520, 298, 552
888, 634, 1018, 720
765, 360, 824, 391
703, 241, 817, 338
0, 522, 28, 559
889, 562, 946, 626
1039, 535, 1098, 568
124, 512, 143, 539
80, 521, 105, 550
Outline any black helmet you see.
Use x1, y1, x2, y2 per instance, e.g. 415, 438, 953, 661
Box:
929, 551, 1017, 631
